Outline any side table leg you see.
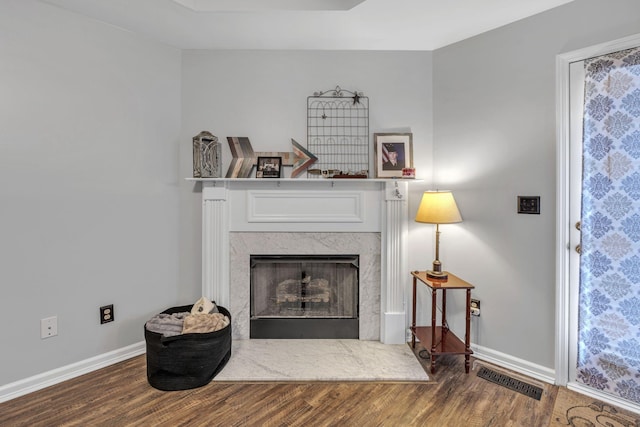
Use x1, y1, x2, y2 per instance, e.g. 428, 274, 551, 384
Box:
431, 288, 437, 355
431, 287, 437, 374
411, 277, 417, 348
465, 288, 472, 374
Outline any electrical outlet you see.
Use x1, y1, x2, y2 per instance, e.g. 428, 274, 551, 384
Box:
100, 304, 114, 324
470, 299, 481, 317
41, 316, 58, 339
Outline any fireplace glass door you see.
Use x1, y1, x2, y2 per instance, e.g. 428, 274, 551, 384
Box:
250, 255, 359, 339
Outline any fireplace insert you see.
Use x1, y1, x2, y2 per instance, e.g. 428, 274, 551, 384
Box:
250, 254, 359, 339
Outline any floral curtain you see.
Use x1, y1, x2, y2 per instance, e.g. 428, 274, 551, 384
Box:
578, 46, 640, 404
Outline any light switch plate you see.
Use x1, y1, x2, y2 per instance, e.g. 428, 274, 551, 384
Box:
518, 196, 540, 214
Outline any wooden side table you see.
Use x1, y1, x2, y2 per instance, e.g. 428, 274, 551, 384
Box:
410, 271, 474, 374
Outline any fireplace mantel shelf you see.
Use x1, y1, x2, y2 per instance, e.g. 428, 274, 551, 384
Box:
186, 177, 421, 183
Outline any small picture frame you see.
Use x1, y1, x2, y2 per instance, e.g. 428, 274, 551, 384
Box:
256, 156, 282, 178
374, 133, 413, 178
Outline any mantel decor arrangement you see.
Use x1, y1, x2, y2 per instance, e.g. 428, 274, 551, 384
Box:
193, 86, 423, 181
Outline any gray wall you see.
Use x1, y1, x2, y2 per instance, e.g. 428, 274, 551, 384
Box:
0, 1, 182, 385
433, 0, 640, 368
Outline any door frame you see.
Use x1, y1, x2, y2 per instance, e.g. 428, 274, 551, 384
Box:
555, 33, 640, 412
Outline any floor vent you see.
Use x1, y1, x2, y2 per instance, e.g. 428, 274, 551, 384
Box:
476, 366, 543, 400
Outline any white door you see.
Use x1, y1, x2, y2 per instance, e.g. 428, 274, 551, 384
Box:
560, 37, 640, 412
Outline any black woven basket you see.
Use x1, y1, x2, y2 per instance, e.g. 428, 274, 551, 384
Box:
144, 304, 232, 391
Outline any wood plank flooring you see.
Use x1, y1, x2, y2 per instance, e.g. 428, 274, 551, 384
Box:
0, 343, 574, 426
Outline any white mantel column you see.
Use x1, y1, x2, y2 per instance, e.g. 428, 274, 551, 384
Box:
202, 183, 229, 307
382, 181, 409, 344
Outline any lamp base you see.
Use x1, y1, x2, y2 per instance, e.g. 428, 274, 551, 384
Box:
428, 257, 447, 280
426, 270, 448, 280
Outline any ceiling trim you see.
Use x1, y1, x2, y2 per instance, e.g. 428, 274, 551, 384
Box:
172, 0, 366, 12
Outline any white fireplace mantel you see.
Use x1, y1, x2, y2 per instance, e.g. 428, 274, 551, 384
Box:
188, 178, 411, 344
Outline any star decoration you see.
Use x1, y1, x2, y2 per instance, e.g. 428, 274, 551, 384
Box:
352, 92, 361, 105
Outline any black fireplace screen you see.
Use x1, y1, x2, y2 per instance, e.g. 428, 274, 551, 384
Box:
250, 255, 359, 338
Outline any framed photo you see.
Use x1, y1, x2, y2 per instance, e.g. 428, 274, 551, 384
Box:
374, 133, 413, 178
256, 156, 282, 178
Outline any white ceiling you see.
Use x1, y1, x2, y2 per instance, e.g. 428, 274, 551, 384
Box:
41, 0, 575, 50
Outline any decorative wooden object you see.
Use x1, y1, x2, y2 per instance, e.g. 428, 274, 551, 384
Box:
291, 139, 318, 178
226, 136, 255, 178
225, 137, 318, 178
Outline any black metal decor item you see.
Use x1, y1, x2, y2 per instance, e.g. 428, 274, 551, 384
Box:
307, 86, 369, 178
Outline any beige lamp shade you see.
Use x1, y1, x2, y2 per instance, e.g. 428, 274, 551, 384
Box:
415, 190, 462, 279
415, 191, 462, 224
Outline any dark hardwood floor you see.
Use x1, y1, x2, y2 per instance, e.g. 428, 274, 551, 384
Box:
0, 343, 563, 426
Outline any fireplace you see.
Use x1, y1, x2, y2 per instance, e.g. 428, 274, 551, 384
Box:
250, 254, 359, 339
230, 231, 378, 340
195, 179, 410, 344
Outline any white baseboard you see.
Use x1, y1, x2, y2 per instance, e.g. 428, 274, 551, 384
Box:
471, 343, 556, 384
0, 341, 145, 403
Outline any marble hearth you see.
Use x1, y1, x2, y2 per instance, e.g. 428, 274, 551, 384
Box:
192, 178, 410, 344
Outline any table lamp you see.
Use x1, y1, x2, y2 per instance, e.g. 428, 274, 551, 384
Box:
415, 191, 462, 280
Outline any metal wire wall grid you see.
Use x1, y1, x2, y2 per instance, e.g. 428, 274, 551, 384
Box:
307, 87, 369, 178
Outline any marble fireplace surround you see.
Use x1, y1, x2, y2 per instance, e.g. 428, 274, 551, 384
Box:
230, 232, 380, 340
195, 178, 410, 344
